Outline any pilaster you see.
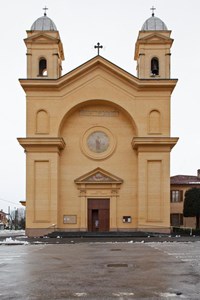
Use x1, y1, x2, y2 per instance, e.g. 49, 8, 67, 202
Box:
132, 137, 178, 232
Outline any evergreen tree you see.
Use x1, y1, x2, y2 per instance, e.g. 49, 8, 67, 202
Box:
183, 188, 200, 229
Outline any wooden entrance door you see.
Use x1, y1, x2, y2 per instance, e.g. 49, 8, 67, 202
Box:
88, 199, 110, 232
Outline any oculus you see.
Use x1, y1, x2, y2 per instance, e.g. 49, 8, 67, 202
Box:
87, 131, 109, 153
81, 126, 116, 160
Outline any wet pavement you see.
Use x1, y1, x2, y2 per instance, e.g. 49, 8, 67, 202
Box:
0, 241, 200, 299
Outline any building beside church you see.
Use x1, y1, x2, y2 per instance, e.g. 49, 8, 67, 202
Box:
170, 170, 200, 228
18, 10, 178, 237
0, 210, 8, 230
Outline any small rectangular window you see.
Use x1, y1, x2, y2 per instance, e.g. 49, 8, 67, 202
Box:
170, 214, 183, 226
171, 190, 183, 202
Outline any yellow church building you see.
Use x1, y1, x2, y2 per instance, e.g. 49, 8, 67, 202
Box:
18, 10, 178, 237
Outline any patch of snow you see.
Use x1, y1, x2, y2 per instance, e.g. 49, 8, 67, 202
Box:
33, 241, 44, 244
0, 237, 29, 245
160, 292, 177, 297
159, 292, 185, 298
112, 292, 134, 297
17, 235, 28, 239
0, 230, 25, 237
73, 292, 87, 297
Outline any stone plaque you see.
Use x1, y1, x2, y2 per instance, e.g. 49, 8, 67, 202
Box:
79, 110, 119, 117
63, 215, 77, 224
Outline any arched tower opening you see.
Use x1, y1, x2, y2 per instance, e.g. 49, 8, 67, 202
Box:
39, 58, 47, 76
151, 57, 159, 76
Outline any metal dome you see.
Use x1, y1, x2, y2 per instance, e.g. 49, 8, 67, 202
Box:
141, 15, 167, 31
31, 15, 57, 31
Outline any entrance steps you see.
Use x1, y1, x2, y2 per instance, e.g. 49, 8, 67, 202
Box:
47, 231, 157, 238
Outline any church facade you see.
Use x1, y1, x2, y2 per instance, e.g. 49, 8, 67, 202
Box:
18, 11, 178, 237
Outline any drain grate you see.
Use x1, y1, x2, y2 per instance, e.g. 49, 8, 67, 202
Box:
107, 263, 128, 268
110, 249, 122, 251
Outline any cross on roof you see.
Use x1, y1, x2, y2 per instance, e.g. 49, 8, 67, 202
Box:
94, 42, 103, 55
43, 6, 48, 16
150, 6, 156, 17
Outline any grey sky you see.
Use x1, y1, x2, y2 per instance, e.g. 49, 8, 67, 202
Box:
1, 0, 200, 212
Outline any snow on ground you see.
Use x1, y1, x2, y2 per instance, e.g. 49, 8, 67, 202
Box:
0, 230, 25, 237
0, 237, 29, 245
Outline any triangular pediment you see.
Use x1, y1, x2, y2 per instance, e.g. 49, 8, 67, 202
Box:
24, 33, 59, 44
75, 168, 123, 184
57, 55, 139, 88
139, 32, 173, 44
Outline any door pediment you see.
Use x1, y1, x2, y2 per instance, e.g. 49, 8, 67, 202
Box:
74, 168, 123, 185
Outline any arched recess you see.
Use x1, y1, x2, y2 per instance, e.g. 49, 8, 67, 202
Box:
39, 58, 47, 76
58, 99, 138, 137
36, 110, 49, 134
148, 110, 161, 134
57, 99, 138, 229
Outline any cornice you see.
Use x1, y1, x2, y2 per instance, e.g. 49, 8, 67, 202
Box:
132, 137, 179, 152
17, 137, 66, 154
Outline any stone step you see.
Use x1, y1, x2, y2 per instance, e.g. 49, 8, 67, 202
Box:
47, 231, 156, 238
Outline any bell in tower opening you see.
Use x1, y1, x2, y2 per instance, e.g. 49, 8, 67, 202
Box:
151, 57, 159, 76
134, 8, 173, 79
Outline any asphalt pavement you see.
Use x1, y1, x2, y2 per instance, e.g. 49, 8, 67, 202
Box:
0, 234, 200, 299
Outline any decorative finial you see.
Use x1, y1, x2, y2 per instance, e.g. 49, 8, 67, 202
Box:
43, 6, 48, 16
150, 6, 156, 17
94, 42, 103, 55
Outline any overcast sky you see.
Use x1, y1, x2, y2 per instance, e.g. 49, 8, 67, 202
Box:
1, 0, 200, 212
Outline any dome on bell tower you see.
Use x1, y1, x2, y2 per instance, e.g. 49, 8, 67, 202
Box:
134, 7, 173, 79
141, 8, 167, 31
25, 7, 64, 79
31, 11, 57, 31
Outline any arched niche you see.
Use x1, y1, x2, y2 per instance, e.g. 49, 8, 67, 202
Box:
148, 110, 161, 134
36, 110, 49, 134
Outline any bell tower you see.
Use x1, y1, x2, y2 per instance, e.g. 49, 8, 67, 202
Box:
134, 8, 173, 79
24, 9, 64, 79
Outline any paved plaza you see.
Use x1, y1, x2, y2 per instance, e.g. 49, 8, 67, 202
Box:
0, 241, 200, 299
